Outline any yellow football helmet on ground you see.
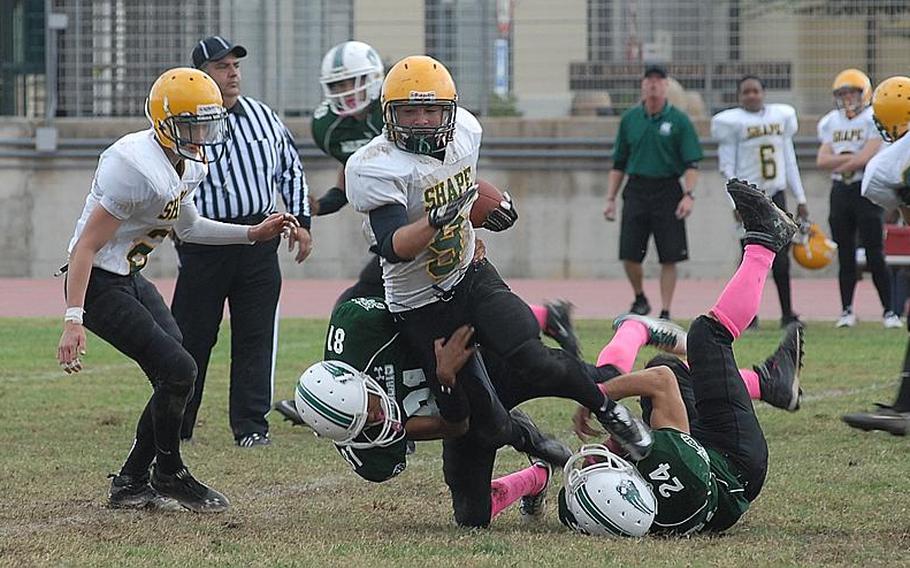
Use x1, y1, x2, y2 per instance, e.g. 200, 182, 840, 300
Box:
792, 223, 837, 270
871, 76, 910, 143
832, 69, 872, 118
381, 55, 457, 155
146, 67, 230, 162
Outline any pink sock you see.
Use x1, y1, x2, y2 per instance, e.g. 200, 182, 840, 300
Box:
711, 244, 775, 339
740, 368, 761, 400
596, 320, 649, 373
490, 464, 549, 519
529, 304, 548, 330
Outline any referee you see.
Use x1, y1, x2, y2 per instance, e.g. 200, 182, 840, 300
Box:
175, 36, 312, 448
604, 65, 703, 321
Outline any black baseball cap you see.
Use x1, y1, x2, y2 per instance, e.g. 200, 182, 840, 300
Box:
643, 65, 668, 79
192, 36, 247, 69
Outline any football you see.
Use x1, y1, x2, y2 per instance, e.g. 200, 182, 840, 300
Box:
470, 178, 505, 228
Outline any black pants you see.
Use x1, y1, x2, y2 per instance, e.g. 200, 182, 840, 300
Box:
641, 317, 768, 502
76, 268, 197, 475
740, 191, 794, 318
173, 226, 281, 441
334, 255, 385, 309
619, 177, 689, 264
829, 181, 890, 311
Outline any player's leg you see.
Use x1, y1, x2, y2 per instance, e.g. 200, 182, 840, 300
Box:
442, 434, 499, 528
529, 300, 581, 358
829, 182, 859, 324
467, 260, 652, 459
857, 195, 895, 324
491, 460, 552, 523
334, 255, 385, 308
171, 242, 232, 440
83, 271, 228, 512
842, 335, 910, 435
641, 353, 699, 428
227, 240, 282, 446
770, 191, 796, 324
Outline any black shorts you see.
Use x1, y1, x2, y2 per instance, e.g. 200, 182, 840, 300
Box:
619, 177, 688, 263
643, 317, 768, 502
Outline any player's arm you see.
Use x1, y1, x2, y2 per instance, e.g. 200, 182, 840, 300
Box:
573, 366, 689, 439
815, 142, 852, 170
834, 137, 882, 173
710, 115, 737, 180
57, 206, 123, 374
312, 166, 349, 217
404, 415, 468, 440
783, 139, 809, 218
174, 201, 298, 245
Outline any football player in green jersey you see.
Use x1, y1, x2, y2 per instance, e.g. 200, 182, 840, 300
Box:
568, 179, 803, 535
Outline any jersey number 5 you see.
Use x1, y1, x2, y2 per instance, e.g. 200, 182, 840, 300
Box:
759, 144, 776, 180
649, 462, 685, 498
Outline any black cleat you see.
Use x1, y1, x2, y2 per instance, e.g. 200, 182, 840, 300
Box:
518, 459, 551, 523
151, 466, 230, 513
613, 313, 687, 355
544, 300, 581, 358
755, 322, 803, 411
842, 404, 910, 436
509, 408, 573, 468
630, 294, 651, 316
236, 432, 271, 448
780, 313, 802, 329
405, 440, 417, 455
274, 399, 307, 426
726, 178, 799, 252
594, 402, 653, 461
108, 472, 184, 512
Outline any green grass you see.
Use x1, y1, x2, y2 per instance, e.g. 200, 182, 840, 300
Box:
1, 318, 909, 567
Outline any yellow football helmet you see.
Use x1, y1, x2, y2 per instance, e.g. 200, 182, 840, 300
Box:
146, 67, 230, 162
871, 76, 910, 143
381, 55, 457, 155
792, 223, 837, 270
832, 69, 872, 118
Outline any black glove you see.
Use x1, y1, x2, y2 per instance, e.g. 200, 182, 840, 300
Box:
482, 191, 519, 232
428, 184, 478, 229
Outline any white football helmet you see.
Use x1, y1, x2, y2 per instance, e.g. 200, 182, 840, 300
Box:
320, 41, 384, 116
294, 360, 404, 449
562, 444, 657, 537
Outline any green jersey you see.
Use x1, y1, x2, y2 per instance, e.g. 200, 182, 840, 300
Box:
325, 297, 434, 483
703, 447, 750, 532
310, 98, 384, 164
634, 428, 718, 535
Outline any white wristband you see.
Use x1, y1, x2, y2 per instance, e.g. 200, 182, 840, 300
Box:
65, 307, 85, 325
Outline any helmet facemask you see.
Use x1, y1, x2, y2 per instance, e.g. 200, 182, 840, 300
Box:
165, 108, 231, 163
834, 87, 866, 119
384, 100, 457, 155
344, 375, 405, 449
873, 113, 907, 143
322, 71, 383, 116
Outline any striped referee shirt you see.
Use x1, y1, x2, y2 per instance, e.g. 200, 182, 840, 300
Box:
195, 96, 310, 228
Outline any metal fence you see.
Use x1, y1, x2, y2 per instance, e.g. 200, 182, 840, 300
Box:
3, 0, 910, 120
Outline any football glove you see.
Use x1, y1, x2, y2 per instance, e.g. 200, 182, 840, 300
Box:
428, 184, 478, 229
482, 191, 518, 232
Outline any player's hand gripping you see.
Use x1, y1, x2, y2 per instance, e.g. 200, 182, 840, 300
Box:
57, 322, 86, 374
572, 405, 603, 440
248, 213, 299, 242
482, 191, 519, 232
427, 185, 478, 229
434, 325, 476, 393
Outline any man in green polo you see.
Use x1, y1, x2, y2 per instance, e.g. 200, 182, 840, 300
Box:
604, 65, 703, 320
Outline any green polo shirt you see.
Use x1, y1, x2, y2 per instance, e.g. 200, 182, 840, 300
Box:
612, 102, 703, 178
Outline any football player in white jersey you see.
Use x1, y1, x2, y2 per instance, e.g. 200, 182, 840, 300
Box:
843, 76, 910, 435
712, 75, 807, 328
816, 69, 896, 328
345, 55, 651, 526
56, 68, 299, 513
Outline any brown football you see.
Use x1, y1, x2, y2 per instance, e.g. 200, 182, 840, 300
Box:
470, 178, 504, 228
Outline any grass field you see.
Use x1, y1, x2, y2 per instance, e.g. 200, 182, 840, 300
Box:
1, 318, 908, 567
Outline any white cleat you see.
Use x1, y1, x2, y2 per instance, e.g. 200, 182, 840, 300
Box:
613, 313, 687, 355
883, 311, 902, 329
835, 310, 856, 328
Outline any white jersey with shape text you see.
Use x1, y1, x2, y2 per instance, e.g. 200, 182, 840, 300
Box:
817, 107, 878, 183
68, 129, 207, 275
711, 104, 804, 201
345, 108, 481, 312
861, 131, 909, 211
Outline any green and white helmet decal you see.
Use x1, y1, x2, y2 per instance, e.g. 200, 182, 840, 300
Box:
562, 444, 657, 537
320, 40, 384, 116
294, 359, 404, 448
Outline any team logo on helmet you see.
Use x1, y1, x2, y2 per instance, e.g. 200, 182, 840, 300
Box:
617, 479, 655, 516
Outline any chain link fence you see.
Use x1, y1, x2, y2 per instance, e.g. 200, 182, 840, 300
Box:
3, 0, 910, 120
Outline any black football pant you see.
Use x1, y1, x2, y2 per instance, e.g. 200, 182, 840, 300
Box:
829, 180, 890, 311
75, 268, 196, 476
640, 317, 768, 502
334, 255, 385, 308
173, 226, 281, 441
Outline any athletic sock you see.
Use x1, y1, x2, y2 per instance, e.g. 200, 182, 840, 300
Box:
711, 244, 775, 339
595, 319, 649, 373
490, 463, 549, 519
529, 304, 548, 330
740, 368, 762, 400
